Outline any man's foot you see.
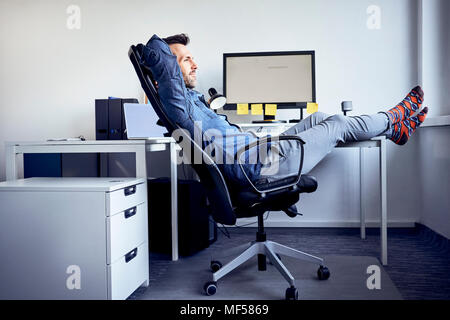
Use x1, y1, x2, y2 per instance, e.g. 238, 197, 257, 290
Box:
386, 86, 424, 124
389, 107, 428, 145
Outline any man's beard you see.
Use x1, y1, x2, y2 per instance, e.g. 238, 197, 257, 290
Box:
183, 73, 197, 89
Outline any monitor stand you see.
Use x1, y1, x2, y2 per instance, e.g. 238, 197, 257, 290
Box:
252, 114, 286, 124
289, 106, 305, 123
252, 120, 287, 124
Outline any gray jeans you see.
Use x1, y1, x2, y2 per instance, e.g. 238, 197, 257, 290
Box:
271, 112, 392, 176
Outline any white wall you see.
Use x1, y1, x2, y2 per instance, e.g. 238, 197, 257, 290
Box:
415, 0, 450, 238
420, 0, 450, 116
416, 126, 450, 238
0, 0, 423, 227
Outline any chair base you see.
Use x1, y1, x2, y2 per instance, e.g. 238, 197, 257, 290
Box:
211, 240, 326, 287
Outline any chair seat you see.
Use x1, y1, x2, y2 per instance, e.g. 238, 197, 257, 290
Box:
232, 175, 317, 218
254, 174, 318, 193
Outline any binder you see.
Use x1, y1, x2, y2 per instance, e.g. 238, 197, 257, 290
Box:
108, 98, 123, 140
95, 98, 138, 140
95, 99, 109, 140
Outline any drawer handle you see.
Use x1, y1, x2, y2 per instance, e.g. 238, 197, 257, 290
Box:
124, 206, 137, 219
125, 248, 138, 263
124, 185, 136, 196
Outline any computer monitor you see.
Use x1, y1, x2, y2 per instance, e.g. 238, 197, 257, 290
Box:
223, 51, 316, 122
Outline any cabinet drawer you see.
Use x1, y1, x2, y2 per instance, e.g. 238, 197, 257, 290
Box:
107, 202, 148, 264
108, 242, 149, 300
106, 182, 147, 216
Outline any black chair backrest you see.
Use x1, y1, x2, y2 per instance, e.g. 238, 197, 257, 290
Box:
128, 45, 237, 225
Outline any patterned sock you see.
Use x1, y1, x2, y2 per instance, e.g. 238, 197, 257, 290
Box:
390, 107, 428, 145
386, 86, 424, 124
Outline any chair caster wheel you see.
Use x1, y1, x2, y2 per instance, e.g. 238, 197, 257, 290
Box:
317, 266, 330, 280
285, 286, 298, 300
204, 281, 217, 296
210, 260, 222, 272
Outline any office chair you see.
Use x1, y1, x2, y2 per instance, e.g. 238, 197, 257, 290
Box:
128, 44, 330, 300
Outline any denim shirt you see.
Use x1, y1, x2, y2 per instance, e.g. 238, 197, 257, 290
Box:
138, 35, 260, 188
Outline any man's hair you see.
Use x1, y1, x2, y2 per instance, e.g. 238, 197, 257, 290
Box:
162, 33, 190, 46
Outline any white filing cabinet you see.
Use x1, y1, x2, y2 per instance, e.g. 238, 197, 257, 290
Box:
0, 177, 149, 300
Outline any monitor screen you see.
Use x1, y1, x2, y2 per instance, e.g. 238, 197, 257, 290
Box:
223, 51, 315, 109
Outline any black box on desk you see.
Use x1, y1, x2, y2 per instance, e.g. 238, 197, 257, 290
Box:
95, 98, 138, 140
147, 178, 217, 256
95, 98, 138, 177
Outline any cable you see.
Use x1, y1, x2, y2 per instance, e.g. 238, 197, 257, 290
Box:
181, 163, 188, 180
210, 212, 272, 239
209, 216, 230, 239
234, 211, 271, 228
217, 223, 231, 239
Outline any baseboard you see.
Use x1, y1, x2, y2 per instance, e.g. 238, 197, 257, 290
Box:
233, 219, 416, 228
415, 222, 450, 241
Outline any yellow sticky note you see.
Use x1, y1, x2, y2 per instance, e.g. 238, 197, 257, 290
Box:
251, 104, 263, 115
265, 104, 277, 116
306, 102, 319, 114
237, 103, 249, 115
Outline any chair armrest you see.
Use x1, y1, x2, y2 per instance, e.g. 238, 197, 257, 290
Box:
235, 135, 305, 194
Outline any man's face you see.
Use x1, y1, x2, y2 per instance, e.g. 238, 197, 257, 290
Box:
169, 43, 198, 89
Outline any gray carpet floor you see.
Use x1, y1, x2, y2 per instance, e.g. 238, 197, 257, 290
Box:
130, 252, 401, 300
126, 224, 450, 300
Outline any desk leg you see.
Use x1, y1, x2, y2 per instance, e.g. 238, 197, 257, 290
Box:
5, 144, 17, 181
360, 147, 366, 239
135, 146, 147, 179
380, 140, 388, 265
170, 142, 179, 261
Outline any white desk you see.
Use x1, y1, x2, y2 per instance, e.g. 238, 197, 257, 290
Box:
238, 123, 388, 266
5, 138, 181, 261
338, 136, 387, 266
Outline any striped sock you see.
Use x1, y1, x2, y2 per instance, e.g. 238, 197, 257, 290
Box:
390, 107, 428, 145
386, 86, 424, 124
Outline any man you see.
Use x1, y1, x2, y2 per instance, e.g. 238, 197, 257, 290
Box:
140, 33, 428, 188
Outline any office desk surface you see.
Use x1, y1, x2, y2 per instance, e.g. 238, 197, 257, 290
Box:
6, 138, 175, 146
